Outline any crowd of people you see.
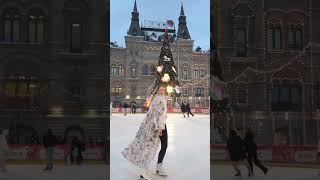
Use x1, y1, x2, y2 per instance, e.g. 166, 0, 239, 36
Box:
0, 128, 106, 173
227, 129, 268, 177
111, 101, 200, 118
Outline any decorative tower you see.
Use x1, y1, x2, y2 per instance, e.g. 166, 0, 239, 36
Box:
127, 0, 142, 36
177, 3, 191, 39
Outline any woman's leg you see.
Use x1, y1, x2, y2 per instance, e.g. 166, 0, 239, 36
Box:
157, 125, 168, 164
0, 157, 4, 171
231, 161, 241, 175
253, 153, 268, 173
247, 155, 254, 175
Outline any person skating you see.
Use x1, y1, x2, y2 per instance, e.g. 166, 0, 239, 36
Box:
227, 130, 248, 176
0, 129, 9, 173
132, 103, 137, 114
186, 103, 194, 117
122, 86, 168, 180
244, 130, 268, 176
181, 102, 187, 118
43, 129, 57, 171
123, 102, 129, 116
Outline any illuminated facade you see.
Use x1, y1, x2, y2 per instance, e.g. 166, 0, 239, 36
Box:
110, 1, 210, 108
0, 0, 108, 144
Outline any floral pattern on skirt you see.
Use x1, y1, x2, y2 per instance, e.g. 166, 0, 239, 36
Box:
122, 95, 167, 168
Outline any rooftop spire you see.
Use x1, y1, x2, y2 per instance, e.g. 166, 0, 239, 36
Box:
133, 0, 138, 12
177, 1, 191, 39
128, 0, 142, 36
180, 1, 185, 16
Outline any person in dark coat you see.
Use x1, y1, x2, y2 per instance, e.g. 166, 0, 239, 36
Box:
43, 129, 57, 170
123, 102, 129, 116
244, 130, 268, 176
132, 103, 137, 114
186, 103, 194, 117
181, 103, 186, 118
227, 130, 247, 176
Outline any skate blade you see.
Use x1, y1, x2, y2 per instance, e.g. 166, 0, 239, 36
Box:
156, 171, 168, 177
139, 175, 151, 180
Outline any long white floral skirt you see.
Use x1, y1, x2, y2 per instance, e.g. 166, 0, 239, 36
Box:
122, 113, 161, 169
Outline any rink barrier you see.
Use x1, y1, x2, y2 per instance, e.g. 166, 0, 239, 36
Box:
112, 108, 209, 113
7, 144, 106, 161
211, 144, 320, 163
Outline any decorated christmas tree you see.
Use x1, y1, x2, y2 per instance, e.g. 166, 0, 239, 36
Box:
145, 26, 181, 107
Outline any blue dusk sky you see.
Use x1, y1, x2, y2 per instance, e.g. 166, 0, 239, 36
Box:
110, 0, 210, 51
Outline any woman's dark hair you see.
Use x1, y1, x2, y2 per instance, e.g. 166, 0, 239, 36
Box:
229, 129, 237, 137
245, 130, 254, 141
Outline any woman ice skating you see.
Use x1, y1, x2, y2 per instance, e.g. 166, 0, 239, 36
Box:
0, 129, 9, 173
122, 86, 168, 180
244, 130, 268, 176
122, 26, 180, 180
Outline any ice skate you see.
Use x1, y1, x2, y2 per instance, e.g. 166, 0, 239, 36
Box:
139, 168, 152, 180
156, 163, 167, 176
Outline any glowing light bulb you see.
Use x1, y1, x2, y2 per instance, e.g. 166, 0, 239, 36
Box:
167, 86, 174, 93
161, 73, 170, 82
157, 65, 163, 73
145, 96, 151, 108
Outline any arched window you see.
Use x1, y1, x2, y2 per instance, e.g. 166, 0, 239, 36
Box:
3, 9, 21, 42
142, 64, 149, 75
200, 67, 206, 77
111, 84, 122, 96
4, 76, 40, 107
195, 87, 205, 97
237, 85, 247, 104
28, 10, 46, 43
272, 80, 301, 111
150, 64, 156, 74
111, 64, 117, 75
193, 66, 200, 78
268, 24, 282, 50
289, 25, 303, 50
235, 28, 247, 56
132, 67, 136, 78
183, 65, 188, 80
71, 23, 81, 52
118, 65, 124, 76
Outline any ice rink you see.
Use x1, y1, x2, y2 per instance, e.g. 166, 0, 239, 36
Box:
212, 164, 320, 180
0, 165, 107, 180
110, 113, 210, 180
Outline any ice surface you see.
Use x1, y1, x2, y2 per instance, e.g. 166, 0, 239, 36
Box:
212, 164, 320, 180
110, 113, 210, 180
0, 165, 107, 180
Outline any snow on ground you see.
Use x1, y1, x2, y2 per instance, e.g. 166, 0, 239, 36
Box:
110, 113, 210, 180
0, 165, 107, 180
212, 164, 320, 180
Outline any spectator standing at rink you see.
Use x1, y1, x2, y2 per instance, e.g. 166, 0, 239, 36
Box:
0, 129, 9, 173
227, 130, 248, 176
131, 103, 137, 114
123, 102, 129, 116
244, 130, 268, 176
43, 129, 57, 171
70, 137, 84, 165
